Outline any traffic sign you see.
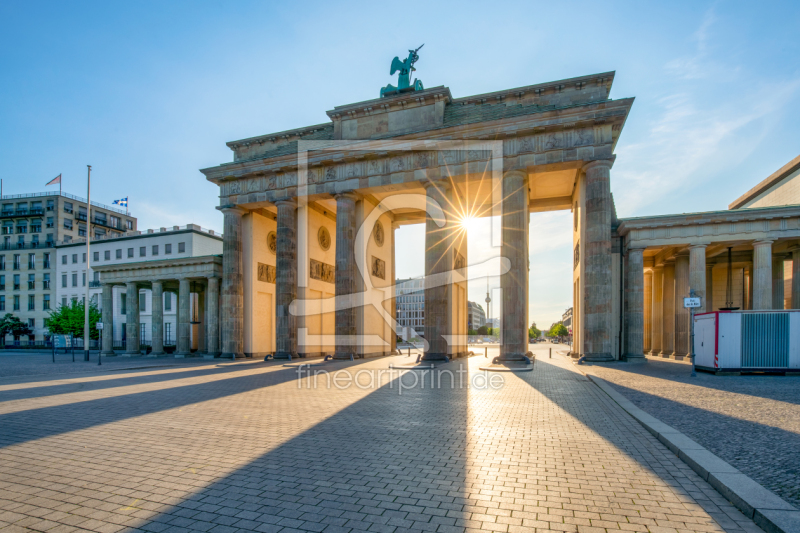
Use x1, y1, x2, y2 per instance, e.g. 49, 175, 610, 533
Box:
684, 297, 701, 308
96, 322, 104, 330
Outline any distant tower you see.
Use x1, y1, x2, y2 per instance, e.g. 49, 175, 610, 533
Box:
485, 279, 491, 325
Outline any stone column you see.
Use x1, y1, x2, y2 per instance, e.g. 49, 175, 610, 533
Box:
150, 281, 165, 356
747, 265, 754, 310
499, 170, 530, 362
582, 160, 613, 361
331, 193, 357, 359
793, 250, 800, 309
175, 278, 191, 357
390, 224, 397, 355
661, 262, 675, 357
624, 248, 644, 359
275, 199, 298, 359
752, 241, 773, 310
643, 270, 652, 354
124, 282, 139, 355
689, 245, 707, 313
220, 205, 245, 358
650, 266, 663, 356
206, 276, 220, 357
773, 255, 785, 310
706, 265, 715, 312
423, 181, 455, 361
674, 255, 689, 358
101, 283, 115, 356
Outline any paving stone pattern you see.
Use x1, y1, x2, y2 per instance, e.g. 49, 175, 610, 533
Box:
0, 352, 218, 379
0, 347, 761, 533
584, 357, 800, 508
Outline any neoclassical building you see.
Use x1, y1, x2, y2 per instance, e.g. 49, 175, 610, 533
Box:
201, 71, 633, 361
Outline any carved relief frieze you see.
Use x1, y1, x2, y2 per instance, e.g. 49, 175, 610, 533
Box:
389, 156, 405, 172
257, 263, 276, 283
310, 259, 335, 284
454, 252, 466, 270
371, 256, 386, 280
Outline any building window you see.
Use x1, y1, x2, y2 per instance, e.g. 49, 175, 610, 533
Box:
64, 220, 73, 230
13, 255, 20, 270
72, 254, 77, 264
0, 295, 4, 311
13, 274, 19, 291
104, 250, 110, 260
43, 253, 50, 269
127, 248, 133, 258
62, 255, 67, 265
46, 200, 54, 211
178, 242, 185, 253
116, 249, 122, 259
140, 322, 147, 343
164, 292, 171, 311
110, 215, 120, 228
27, 318, 35, 330
152, 245, 158, 256
121, 293, 127, 315
28, 294, 35, 311
46, 217, 54, 228
31, 222, 41, 233
27, 274, 34, 290
64, 202, 73, 214
165, 243, 172, 254
61, 297, 66, 308
93, 251, 99, 261
82, 272, 86, 287
165, 322, 172, 345
61, 274, 67, 288
139, 246, 146, 257
43, 273, 50, 289
16, 224, 27, 234
82, 253, 86, 263
72, 273, 77, 287
0, 256, 4, 270
140, 294, 146, 312
127, 220, 134, 230
28, 254, 35, 269
13, 295, 20, 311
43, 294, 50, 310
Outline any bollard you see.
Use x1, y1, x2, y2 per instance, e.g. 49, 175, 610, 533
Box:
408, 347, 411, 357
485, 346, 488, 358
549, 347, 552, 359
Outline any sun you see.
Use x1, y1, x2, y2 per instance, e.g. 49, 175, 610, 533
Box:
459, 214, 479, 232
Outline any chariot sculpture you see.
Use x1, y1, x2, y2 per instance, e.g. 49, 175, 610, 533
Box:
380, 44, 425, 97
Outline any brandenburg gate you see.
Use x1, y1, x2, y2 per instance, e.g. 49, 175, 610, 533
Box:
201, 67, 634, 363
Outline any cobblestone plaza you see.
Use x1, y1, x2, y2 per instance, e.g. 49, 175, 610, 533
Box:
0, 346, 762, 533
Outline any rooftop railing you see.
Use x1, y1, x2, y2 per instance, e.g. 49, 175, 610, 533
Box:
0, 191, 128, 215
56, 224, 222, 246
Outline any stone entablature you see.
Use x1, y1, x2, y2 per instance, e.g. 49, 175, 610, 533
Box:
93, 256, 222, 285
201, 71, 632, 207
618, 204, 800, 250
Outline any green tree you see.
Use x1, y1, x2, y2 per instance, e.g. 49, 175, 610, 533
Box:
528, 322, 541, 339
477, 325, 489, 335
46, 300, 101, 340
0, 313, 32, 339
549, 323, 569, 338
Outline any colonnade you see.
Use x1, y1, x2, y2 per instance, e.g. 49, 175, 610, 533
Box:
99, 277, 220, 357
217, 167, 559, 362
624, 240, 790, 359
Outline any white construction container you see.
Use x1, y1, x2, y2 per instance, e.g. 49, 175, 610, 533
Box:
693, 310, 800, 373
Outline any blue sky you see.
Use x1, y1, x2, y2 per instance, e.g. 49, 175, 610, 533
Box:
2, 0, 799, 329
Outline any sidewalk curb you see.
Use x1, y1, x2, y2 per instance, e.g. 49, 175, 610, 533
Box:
585, 373, 800, 533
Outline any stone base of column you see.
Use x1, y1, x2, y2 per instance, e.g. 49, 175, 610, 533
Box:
147, 351, 166, 358
121, 352, 140, 358
624, 353, 646, 361
174, 351, 195, 358
272, 351, 294, 360
332, 352, 356, 360
582, 353, 614, 362
100, 351, 117, 357
658, 350, 673, 358
420, 352, 450, 361
203, 352, 220, 359
647, 350, 659, 357
670, 352, 688, 361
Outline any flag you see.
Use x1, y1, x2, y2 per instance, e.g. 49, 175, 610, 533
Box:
46, 174, 61, 186
113, 197, 128, 207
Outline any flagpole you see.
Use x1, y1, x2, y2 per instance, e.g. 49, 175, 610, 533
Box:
84, 165, 91, 362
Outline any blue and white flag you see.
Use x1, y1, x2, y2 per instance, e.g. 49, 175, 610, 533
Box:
113, 197, 128, 207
